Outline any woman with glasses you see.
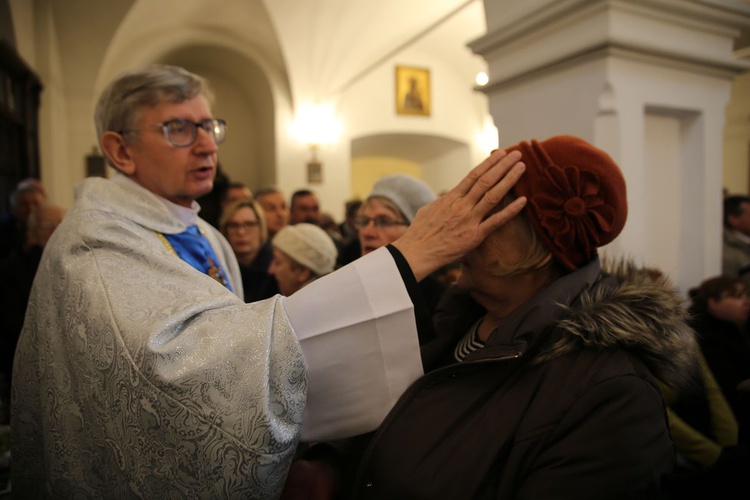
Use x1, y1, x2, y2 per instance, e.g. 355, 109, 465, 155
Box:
219, 199, 278, 302
357, 174, 446, 344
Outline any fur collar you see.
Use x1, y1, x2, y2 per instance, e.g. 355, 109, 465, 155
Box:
538, 262, 697, 388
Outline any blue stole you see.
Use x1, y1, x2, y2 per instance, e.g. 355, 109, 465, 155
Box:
158, 225, 233, 292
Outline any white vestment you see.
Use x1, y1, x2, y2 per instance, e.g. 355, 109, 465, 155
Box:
11, 175, 422, 498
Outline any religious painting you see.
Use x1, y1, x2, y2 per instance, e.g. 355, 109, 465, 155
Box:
307, 159, 323, 183
396, 66, 430, 116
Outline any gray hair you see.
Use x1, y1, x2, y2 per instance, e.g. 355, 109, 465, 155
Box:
94, 65, 214, 166
10, 178, 46, 206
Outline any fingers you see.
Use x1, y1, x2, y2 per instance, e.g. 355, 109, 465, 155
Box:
479, 196, 527, 239
475, 160, 526, 212
465, 150, 523, 205
452, 149, 509, 197
390, 148, 527, 282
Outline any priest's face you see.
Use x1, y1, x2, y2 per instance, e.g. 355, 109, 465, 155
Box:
125, 95, 218, 207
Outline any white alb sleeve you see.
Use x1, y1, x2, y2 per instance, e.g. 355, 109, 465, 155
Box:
281, 247, 424, 441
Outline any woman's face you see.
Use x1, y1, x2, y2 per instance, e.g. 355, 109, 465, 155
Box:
225, 207, 262, 259
358, 199, 409, 255
268, 248, 309, 296
457, 218, 527, 299
708, 285, 750, 328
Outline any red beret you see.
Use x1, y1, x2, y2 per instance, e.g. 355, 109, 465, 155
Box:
506, 135, 627, 271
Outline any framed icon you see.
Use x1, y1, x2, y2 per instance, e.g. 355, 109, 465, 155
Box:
307, 159, 323, 183
396, 66, 430, 116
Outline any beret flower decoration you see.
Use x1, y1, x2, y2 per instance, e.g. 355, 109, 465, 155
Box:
530, 164, 616, 253
506, 135, 627, 270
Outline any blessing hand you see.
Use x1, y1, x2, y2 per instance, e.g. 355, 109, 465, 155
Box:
392, 149, 526, 281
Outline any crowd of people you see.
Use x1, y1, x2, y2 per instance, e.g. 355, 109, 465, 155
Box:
1, 63, 749, 498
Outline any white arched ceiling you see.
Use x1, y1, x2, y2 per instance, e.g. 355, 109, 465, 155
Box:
37, 0, 488, 216
263, 0, 485, 105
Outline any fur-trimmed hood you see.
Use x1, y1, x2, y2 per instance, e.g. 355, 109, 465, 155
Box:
539, 261, 697, 389
434, 258, 697, 389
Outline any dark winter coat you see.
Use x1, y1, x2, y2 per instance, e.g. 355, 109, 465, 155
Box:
351, 259, 696, 500
238, 241, 279, 302
689, 311, 750, 427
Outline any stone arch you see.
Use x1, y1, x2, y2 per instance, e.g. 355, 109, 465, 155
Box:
351, 132, 471, 198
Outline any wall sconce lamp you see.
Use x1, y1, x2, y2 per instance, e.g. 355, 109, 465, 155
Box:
290, 103, 342, 184
478, 117, 499, 154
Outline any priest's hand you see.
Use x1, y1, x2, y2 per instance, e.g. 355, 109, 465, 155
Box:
391, 149, 526, 281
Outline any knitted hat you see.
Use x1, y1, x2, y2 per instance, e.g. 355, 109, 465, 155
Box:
272, 223, 338, 276
369, 174, 436, 222
506, 135, 628, 271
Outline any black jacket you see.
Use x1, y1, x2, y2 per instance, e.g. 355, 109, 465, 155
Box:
351, 259, 696, 499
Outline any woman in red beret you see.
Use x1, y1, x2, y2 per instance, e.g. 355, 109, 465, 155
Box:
348, 136, 697, 499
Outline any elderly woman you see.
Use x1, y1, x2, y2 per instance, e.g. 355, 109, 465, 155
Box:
348, 136, 697, 498
219, 199, 278, 302
270, 223, 338, 296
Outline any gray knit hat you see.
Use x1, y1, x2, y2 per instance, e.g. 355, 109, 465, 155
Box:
272, 223, 338, 276
368, 174, 436, 222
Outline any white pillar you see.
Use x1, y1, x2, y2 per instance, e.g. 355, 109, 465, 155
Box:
473, 0, 750, 294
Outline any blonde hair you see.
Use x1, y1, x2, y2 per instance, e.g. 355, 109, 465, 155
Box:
487, 193, 553, 277
219, 199, 268, 245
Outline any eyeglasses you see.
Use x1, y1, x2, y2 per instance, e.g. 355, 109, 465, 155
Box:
121, 118, 226, 147
226, 221, 259, 232
354, 216, 409, 229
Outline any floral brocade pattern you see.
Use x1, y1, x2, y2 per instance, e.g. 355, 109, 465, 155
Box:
11, 177, 307, 499
530, 164, 616, 254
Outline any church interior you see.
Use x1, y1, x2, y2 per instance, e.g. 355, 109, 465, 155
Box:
1, 0, 749, 294
2, 1, 750, 496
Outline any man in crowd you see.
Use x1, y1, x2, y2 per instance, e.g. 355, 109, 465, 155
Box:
220, 181, 252, 209
11, 64, 526, 498
0, 178, 47, 261
256, 186, 290, 238
722, 195, 750, 287
290, 189, 321, 225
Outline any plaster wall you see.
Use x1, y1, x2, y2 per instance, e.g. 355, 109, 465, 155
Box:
724, 72, 750, 194
338, 44, 489, 201
605, 57, 729, 293
266, 0, 489, 219
18, 1, 73, 209
8, 0, 33, 65
351, 157, 421, 200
